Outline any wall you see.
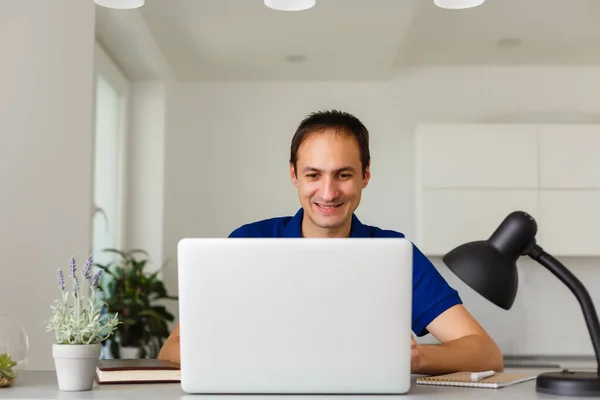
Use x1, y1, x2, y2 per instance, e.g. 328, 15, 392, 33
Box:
0, 0, 96, 370
125, 82, 169, 275
162, 67, 600, 357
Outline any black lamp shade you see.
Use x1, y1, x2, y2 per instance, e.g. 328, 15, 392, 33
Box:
443, 240, 518, 310
442, 211, 538, 311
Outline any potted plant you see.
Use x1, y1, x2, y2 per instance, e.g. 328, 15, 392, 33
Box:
46, 255, 119, 391
0, 353, 17, 387
95, 249, 177, 359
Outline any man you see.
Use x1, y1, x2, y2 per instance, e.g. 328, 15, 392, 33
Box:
159, 110, 504, 375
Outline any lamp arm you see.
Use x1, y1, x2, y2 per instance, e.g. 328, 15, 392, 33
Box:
529, 244, 600, 375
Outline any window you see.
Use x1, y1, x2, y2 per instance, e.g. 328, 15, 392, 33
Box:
93, 43, 129, 267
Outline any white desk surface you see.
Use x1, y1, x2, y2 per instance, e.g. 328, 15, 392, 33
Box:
4, 368, 599, 400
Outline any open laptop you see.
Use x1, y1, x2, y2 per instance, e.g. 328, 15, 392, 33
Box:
177, 238, 413, 394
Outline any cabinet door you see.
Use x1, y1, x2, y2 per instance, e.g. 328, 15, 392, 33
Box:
539, 125, 600, 188
416, 188, 539, 256
538, 190, 600, 256
415, 124, 538, 188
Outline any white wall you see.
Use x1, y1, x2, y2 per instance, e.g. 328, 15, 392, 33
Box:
0, 0, 96, 370
125, 82, 169, 274
162, 67, 600, 357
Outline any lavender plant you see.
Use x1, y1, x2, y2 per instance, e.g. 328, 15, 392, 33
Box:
46, 255, 119, 345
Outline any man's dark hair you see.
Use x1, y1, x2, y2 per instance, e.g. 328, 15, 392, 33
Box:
289, 110, 371, 177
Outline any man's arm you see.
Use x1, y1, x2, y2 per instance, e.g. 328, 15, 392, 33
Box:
411, 304, 504, 375
158, 322, 181, 365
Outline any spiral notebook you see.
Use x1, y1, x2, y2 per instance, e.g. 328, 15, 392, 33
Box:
416, 372, 536, 389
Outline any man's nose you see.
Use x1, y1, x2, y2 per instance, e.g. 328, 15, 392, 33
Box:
320, 177, 339, 201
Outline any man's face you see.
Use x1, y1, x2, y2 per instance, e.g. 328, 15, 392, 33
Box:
290, 130, 370, 237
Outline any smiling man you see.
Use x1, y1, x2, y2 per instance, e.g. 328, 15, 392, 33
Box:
159, 110, 504, 375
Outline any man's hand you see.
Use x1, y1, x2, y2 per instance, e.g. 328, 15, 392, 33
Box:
410, 334, 423, 373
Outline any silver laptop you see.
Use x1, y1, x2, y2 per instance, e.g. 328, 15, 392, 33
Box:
177, 238, 413, 394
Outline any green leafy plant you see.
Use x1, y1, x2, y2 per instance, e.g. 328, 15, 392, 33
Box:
95, 249, 177, 359
0, 353, 17, 387
45, 255, 119, 345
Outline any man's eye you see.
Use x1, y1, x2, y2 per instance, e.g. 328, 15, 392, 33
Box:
339, 174, 351, 178
306, 174, 319, 178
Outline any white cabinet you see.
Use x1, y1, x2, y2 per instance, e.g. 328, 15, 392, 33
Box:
416, 124, 538, 188
538, 125, 600, 188
538, 190, 600, 256
417, 188, 539, 255
415, 123, 600, 256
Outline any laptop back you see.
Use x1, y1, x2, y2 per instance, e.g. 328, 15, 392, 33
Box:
177, 238, 413, 394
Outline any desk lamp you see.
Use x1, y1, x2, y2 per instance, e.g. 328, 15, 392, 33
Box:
442, 211, 600, 397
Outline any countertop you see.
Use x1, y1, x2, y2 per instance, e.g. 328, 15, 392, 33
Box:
3, 365, 599, 400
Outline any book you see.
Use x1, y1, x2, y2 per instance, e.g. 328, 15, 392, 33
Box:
416, 371, 537, 389
94, 359, 181, 384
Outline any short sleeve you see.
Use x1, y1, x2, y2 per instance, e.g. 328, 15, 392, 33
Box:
411, 243, 462, 337
228, 227, 248, 238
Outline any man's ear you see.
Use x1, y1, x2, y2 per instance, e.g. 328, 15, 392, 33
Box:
363, 163, 371, 188
290, 162, 299, 188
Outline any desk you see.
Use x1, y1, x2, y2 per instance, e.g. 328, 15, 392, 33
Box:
1, 369, 595, 399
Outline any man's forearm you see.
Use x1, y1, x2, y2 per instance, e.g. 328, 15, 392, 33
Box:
414, 334, 504, 376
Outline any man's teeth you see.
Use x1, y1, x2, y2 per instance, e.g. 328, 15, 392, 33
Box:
318, 204, 339, 208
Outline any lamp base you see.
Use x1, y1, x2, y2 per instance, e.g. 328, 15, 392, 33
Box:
536, 370, 600, 397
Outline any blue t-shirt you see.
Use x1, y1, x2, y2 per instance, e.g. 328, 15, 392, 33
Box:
228, 208, 462, 337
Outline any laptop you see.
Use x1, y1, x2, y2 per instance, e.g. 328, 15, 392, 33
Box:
177, 238, 413, 394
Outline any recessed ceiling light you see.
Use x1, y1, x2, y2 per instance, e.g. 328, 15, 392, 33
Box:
284, 54, 307, 63
264, 0, 316, 11
497, 38, 522, 48
94, 0, 145, 9
434, 0, 485, 9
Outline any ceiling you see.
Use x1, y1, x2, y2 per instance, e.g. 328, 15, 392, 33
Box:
95, 0, 600, 81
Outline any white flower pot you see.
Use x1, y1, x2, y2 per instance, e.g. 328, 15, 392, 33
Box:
52, 343, 101, 391
119, 346, 141, 359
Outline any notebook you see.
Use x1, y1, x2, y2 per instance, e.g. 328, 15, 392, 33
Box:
416, 371, 537, 389
94, 359, 180, 384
